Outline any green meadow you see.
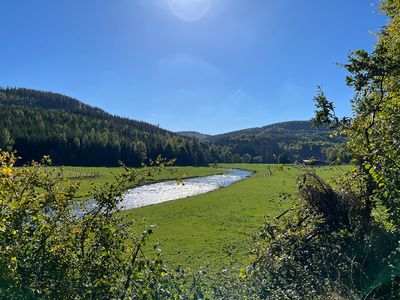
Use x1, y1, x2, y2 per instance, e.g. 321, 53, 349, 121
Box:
51, 164, 350, 272
120, 164, 351, 272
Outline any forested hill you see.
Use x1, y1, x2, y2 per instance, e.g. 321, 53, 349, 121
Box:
179, 121, 349, 164
0, 88, 171, 135
0, 88, 106, 116
0, 88, 212, 166
207, 120, 332, 147
208, 120, 327, 141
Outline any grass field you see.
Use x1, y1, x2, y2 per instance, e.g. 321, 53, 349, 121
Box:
120, 164, 351, 272
52, 166, 226, 199
50, 163, 350, 272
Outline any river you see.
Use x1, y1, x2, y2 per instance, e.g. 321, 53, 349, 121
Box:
118, 168, 252, 210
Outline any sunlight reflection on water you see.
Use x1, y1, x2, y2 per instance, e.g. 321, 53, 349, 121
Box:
118, 169, 252, 210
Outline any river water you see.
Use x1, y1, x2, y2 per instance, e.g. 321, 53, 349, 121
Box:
118, 169, 252, 210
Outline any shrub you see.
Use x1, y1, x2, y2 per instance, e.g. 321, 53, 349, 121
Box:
0, 152, 207, 299
214, 172, 400, 299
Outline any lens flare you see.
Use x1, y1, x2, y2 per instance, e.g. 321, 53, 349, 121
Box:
166, 0, 213, 22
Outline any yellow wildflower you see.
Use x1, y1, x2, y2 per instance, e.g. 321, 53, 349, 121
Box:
1, 167, 12, 176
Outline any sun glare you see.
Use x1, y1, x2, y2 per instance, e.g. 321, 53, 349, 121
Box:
166, 0, 213, 22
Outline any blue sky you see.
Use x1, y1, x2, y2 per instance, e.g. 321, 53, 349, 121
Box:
0, 0, 386, 134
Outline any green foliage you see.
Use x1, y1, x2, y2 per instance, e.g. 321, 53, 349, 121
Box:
241, 153, 252, 163
253, 155, 263, 163
313, 7, 400, 224
313, 86, 338, 128
323, 144, 352, 164
0, 128, 13, 150
277, 152, 289, 164
0, 151, 210, 299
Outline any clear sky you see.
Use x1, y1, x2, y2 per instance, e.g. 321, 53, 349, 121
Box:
0, 0, 387, 134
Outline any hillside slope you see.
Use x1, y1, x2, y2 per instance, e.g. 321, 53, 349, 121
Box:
180, 121, 346, 163
0, 88, 211, 166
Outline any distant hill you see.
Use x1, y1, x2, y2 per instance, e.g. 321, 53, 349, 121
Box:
205, 120, 343, 163
176, 121, 348, 164
179, 121, 331, 143
176, 131, 211, 140
208, 120, 329, 142
0, 88, 212, 166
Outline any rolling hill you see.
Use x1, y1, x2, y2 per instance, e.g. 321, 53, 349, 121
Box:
178, 121, 347, 163
0, 88, 212, 166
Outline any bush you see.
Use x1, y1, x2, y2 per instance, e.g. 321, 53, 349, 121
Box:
211, 172, 400, 299
0, 152, 209, 299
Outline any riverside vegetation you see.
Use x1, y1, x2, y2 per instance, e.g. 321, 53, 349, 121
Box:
1, 0, 400, 298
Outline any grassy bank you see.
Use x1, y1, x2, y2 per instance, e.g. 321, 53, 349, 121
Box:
121, 164, 351, 272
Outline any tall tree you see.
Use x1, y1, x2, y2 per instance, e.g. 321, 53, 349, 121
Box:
313, 0, 400, 223
0, 128, 13, 150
